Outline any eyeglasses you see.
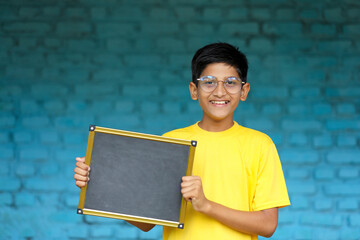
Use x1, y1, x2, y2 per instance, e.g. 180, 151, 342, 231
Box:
197, 76, 245, 94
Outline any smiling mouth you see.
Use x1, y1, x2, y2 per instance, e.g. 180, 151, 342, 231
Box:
210, 100, 230, 105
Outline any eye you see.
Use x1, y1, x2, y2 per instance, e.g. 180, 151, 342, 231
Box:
225, 77, 240, 86
200, 76, 217, 85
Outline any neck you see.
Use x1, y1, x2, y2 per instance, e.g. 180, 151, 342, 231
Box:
198, 117, 234, 132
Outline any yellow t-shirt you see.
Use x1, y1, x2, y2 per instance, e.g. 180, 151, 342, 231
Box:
162, 121, 290, 240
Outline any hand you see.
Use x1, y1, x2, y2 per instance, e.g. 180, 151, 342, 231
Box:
181, 176, 211, 213
74, 157, 90, 188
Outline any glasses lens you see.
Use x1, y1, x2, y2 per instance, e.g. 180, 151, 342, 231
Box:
199, 76, 217, 92
224, 77, 242, 93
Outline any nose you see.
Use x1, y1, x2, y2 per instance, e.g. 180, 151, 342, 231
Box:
212, 81, 227, 97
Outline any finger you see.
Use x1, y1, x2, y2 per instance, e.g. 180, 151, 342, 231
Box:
182, 176, 201, 182
74, 173, 89, 182
76, 157, 86, 163
76, 180, 87, 188
76, 161, 90, 171
74, 167, 89, 176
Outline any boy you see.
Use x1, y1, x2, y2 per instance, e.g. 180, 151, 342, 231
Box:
74, 42, 290, 239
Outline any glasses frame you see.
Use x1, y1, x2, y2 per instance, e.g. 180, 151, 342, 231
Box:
196, 75, 246, 94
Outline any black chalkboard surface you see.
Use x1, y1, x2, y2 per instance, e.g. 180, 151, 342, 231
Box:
77, 125, 196, 229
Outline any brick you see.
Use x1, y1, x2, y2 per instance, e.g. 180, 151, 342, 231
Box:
50, 210, 81, 223
263, 22, 302, 37
325, 184, 360, 196
219, 22, 259, 35
280, 149, 319, 164
349, 215, 360, 227
227, 8, 248, 20
141, 23, 180, 34
13, 131, 32, 143
312, 103, 332, 115
156, 38, 186, 52
75, 84, 117, 96
65, 7, 86, 18
106, 39, 131, 52
336, 103, 356, 114
43, 7, 61, 17
0, 193, 12, 205
290, 196, 309, 209
110, 7, 144, 21
31, 84, 69, 97
288, 103, 310, 115
249, 38, 273, 52
338, 198, 359, 211
115, 100, 135, 113
98, 114, 141, 130
90, 7, 106, 20
343, 24, 360, 35
262, 103, 281, 114
311, 23, 337, 36
282, 119, 321, 131
326, 119, 360, 130
289, 133, 308, 146
163, 102, 182, 114
25, 177, 67, 191
0, 177, 21, 191
116, 224, 139, 239
123, 85, 160, 97
0, 132, 9, 143
16, 163, 35, 177
57, 22, 92, 36
314, 169, 335, 180
55, 116, 94, 128
67, 225, 88, 238
174, 7, 196, 20
301, 213, 342, 227
0, 145, 14, 159
15, 192, 36, 206
0, 114, 16, 127
339, 168, 359, 179
4, 22, 51, 33
287, 181, 317, 195
40, 131, 59, 144
90, 225, 114, 237
44, 100, 65, 113
337, 135, 357, 147
287, 168, 309, 179
67, 39, 97, 51
150, 7, 172, 20
250, 8, 271, 19
324, 8, 344, 22
275, 8, 295, 20
314, 199, 332, 211
124, 55, 162, 67
252, 86, 288, 99
275, 39, 312, 53
22, 116, 50, 127
326, 87, 360, 97
300, 9, 320, 20
313, 135, 332, 148
19, 146, 48, 160
292, 87, 320, 98
244, 119, 274, 132
327, 150, 360, 164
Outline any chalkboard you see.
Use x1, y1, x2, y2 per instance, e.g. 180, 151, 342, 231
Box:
77, 125, 196, 229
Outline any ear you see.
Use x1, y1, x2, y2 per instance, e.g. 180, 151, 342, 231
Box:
240, 83, 250, 101
189, 82, 198, 100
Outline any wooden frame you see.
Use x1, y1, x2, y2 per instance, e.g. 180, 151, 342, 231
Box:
77, 125, 196, 229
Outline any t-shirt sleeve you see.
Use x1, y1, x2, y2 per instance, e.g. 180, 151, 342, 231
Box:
252, 141, 290, 211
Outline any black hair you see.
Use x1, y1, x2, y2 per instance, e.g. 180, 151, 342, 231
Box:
191, 42, 248, 86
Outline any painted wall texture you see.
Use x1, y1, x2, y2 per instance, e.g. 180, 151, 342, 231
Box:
0, 0, 359, 239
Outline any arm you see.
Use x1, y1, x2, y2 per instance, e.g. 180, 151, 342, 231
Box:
74, 157, 155, 232
181, 176, 278, 238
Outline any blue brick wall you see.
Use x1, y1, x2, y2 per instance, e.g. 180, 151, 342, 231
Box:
0, 1, 359, 239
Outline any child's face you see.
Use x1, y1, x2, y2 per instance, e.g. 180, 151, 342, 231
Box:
189, 62, 250, 124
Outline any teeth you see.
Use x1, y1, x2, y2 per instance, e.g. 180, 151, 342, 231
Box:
212, 101, 228, 104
